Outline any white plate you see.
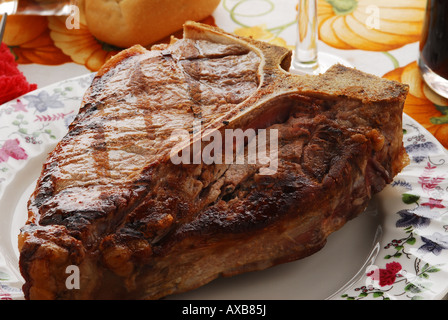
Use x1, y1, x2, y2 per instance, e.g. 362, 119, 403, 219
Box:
0, 74, 448, 300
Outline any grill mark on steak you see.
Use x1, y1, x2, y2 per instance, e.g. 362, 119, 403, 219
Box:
90, 120, 110, 182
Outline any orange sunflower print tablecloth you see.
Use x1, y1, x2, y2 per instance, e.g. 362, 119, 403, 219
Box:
1, 0, 447, 148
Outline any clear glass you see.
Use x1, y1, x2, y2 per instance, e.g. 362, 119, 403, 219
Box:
0, 12, 6, 41
0, 0, 75, 15
290, 0, 351, 75
418, 0, 448, 99
292, 0, 318, 72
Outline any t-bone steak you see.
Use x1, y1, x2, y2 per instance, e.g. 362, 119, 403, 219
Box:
18, 21, 409, 300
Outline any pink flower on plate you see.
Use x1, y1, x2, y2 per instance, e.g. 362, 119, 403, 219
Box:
11, 99, 28, 113
421, 198, 446, 210
367, 262, 403, 287
0, 139, 28, 162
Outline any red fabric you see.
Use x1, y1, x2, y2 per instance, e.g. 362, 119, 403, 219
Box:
0, 43, 37, 105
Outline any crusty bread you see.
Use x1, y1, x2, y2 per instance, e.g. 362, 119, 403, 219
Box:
82, 0, 221, 48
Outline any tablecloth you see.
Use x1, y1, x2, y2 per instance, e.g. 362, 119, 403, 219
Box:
0, 1, 445, 146
1, 0, 448, 301
2, 0, 446, 149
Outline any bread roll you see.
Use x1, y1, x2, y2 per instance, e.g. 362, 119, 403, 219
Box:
82, 0, 221, 48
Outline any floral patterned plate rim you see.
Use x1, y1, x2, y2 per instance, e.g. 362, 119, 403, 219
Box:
330, 114, 448, 300
0, 74, 448, 300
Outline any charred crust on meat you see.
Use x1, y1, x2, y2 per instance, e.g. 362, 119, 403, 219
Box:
19, 21, 409, 300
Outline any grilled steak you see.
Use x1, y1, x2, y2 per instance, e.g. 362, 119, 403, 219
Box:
18, 22, 409, 300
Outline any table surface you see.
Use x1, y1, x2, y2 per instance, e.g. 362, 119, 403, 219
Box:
3, 0, 448, 150
1, 0, 448, 301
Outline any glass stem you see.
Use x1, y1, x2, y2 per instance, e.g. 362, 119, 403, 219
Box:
0, 12, 7, 43
293, 0, 319, 69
